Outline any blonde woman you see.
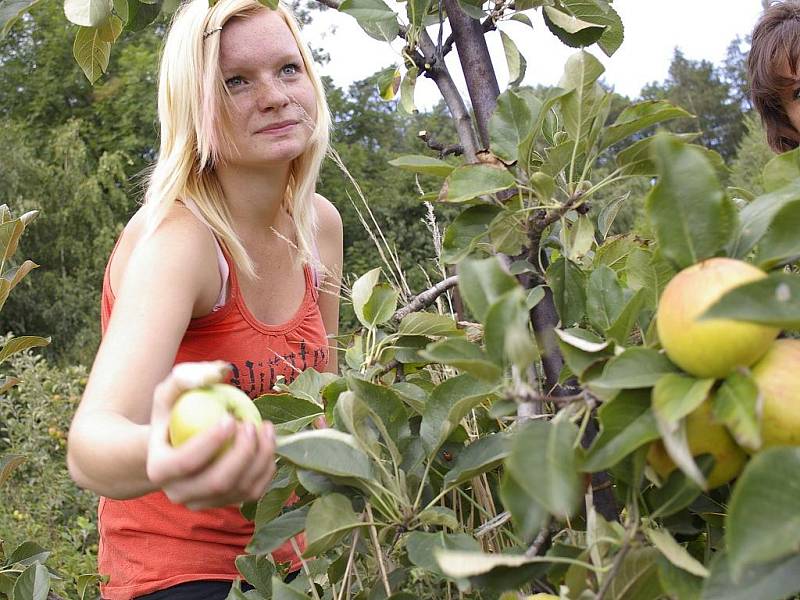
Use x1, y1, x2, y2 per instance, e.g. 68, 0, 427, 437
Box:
66, 0, 342, 597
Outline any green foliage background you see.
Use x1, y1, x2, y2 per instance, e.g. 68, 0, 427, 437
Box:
0, 0, 778, 594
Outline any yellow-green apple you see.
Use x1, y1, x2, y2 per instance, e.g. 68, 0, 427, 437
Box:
656, 258, 779, 378
751, 339, 800, 449
647, 399, 747, 489
169, 383, 262, 452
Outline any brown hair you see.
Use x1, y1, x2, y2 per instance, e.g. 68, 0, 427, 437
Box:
748, 0, 800, 152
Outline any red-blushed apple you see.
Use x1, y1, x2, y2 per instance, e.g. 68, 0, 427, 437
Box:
169, 383, 262, 453
647, 400, 747, 489
656, 258, 779, 379
751, 339, 800, 449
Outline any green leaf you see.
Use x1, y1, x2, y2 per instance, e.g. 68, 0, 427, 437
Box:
590, 347, 679, 390
489, 89, 533, 164
64, 0, 112, 26
337, 385, 406, 465
303, 493, 362, 557
124, 0, 161, 32
584, 389, 659, 472
440, 164, 515, 203
625, 247, 675, 310
234, 555, 274, 595
417, 506, 459, 530
658, 556, 703, 600
606, 547, 664, 600
762, 146, 800, 192
96, 13, 123, 41
645, 134, 736, 270
702, 552, 800, 600
73, 26, 111, 84
407, 532, 480, 575
77, 574, 109, 600
351, 268, 396, 329
558, 0, 624, 56
376, 66, 400, 101
563, 214, 595, 262
11, 563, 49, 600
645, 455, 714, 519
753, 199, 800, 269
398, 312, 459, 336
389, 154, 455, 177
500, 30, 526, 88
0, 453, 25, 487
547, 257, 586, 327
443, 432, 511, 487
499, 470, 548, 542
420, 374, 498, 454
433, 549, 547, 580
484, 288, 538, 370
254, 395, 322, 424
556, 327, 613, 379
0, 0, 43, 36
652, 374, 714, 428
246, 507, 308, 555
441, 204, 503, 264
457, 256, 518, 323
271, 576, 311, 600
729, 178, 800, 259
558, 50, 605, 143
713, 371, 761, 451
8, 541, 49, 566
645, 526, 709, 578
420, 338, 502, 381
253, 465, 298, 524
726, 447, 800, 580
600, 101, 691, 150
543, 5, 604, 48
606, 288, 646, 346
0, 336, 50, 366
586, 265, 625, 333
701, 273, 800, 329
275, 430, 375, 480
273, 368, 337, 404
507, 420, 583, 518
597, 193, 629, 240
338, 0, 399, 41
398, 66, 418, 115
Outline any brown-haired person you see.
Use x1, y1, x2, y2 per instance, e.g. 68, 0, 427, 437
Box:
748, 0, 800, 152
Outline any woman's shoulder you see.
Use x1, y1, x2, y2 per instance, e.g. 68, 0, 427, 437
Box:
313, 193, 342, 240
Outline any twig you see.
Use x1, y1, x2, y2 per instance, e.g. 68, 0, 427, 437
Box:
290, 537, 322, 600
336, 529, 361, 600
391, 275, 459, 322
418, 130, 464, 158
525, 517, 553, 557
474, 510, 511, 538
365, 503, 392, 596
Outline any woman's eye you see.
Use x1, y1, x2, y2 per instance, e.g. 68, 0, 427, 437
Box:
281, 63, 300, 76
793, 87, 800, 101
225, 75, 245, 88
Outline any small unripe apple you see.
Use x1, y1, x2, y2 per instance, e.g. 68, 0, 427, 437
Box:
647, 399, 747, 489
656, 258, 779, 378
169, 383, 262, 452
751, 339, 800, 449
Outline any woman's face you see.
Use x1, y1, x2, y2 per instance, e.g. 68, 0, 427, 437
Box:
777, 56, 800, 146
216, 10, 317, 168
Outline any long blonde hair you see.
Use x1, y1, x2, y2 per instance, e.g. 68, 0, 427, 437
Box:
144, 0, 331, 278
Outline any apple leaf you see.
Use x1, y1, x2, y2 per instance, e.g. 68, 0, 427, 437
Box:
652, 374, 714, 430
753, 199, 800, 269
589, 347, 679, 390
489, 89, 533, 164
499, 470, 548, 543
645, 134, 737, 270
701, 273, 800, 329
583, 389, 659, 472
440, 164, 515, 203
303, 493, 363, 557
234, 555, 274, 596
645, 526, 709, 578
275, 429, 375, 481
507, 419, 583, 519
547, 257, 587, 327
728, 178, 800, 258
388, 155, 454, 177
441, 205, 503, 264
484, 288, 538, 370
457, 256, 518, 323
420, 338, 502, 382
338, 0, 399, 42
762, 146, 800, 192
726, 447, 800, 581
712, 371, 761, 452
645, 454, 714, 519
702, 551, 800, 600
397, 312, 460, 337
500, 30, 526, 88
11, 563, 49, 600
656, 417, 707, 490
443, 432, 511, 487
605, 547, 664, 600
271, 576, 312, 600
600, 100, 691, 151
586, 265, 625, 333
407, 532, 481, 576
246, 506, 308, 555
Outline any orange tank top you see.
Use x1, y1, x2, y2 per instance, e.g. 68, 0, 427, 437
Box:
96, 225, 328, 599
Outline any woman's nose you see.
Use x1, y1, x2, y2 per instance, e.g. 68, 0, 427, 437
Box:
255, 78, 291, 111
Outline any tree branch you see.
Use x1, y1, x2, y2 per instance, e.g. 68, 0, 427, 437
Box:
441, 15, 496, 59
392, 275, 458, 322
418, 130, 463, 158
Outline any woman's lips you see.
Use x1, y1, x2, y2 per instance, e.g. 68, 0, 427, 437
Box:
255, 121, 297, 135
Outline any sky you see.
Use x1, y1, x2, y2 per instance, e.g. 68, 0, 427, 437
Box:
303, 0, 765, 111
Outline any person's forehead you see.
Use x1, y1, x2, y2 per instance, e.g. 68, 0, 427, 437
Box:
219, 10, 299, 65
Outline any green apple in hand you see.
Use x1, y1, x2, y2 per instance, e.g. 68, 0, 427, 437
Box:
169, 383, 262, 454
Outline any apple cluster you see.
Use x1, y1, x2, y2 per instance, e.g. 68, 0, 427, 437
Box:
648, 257, 799, 488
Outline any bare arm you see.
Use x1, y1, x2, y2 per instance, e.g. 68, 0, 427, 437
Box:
315, 194, 343, 376
67, 209, 276, 507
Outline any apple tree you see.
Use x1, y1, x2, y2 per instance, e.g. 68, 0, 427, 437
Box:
2, 0, 800, 598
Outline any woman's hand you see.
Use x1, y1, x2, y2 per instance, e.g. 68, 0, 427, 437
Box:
145, 361, 277, 511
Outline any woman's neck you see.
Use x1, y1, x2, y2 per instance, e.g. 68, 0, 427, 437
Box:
215, 162, 292, 240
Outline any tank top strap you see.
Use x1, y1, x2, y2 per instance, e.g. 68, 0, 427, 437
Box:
179, 198, 229, 311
